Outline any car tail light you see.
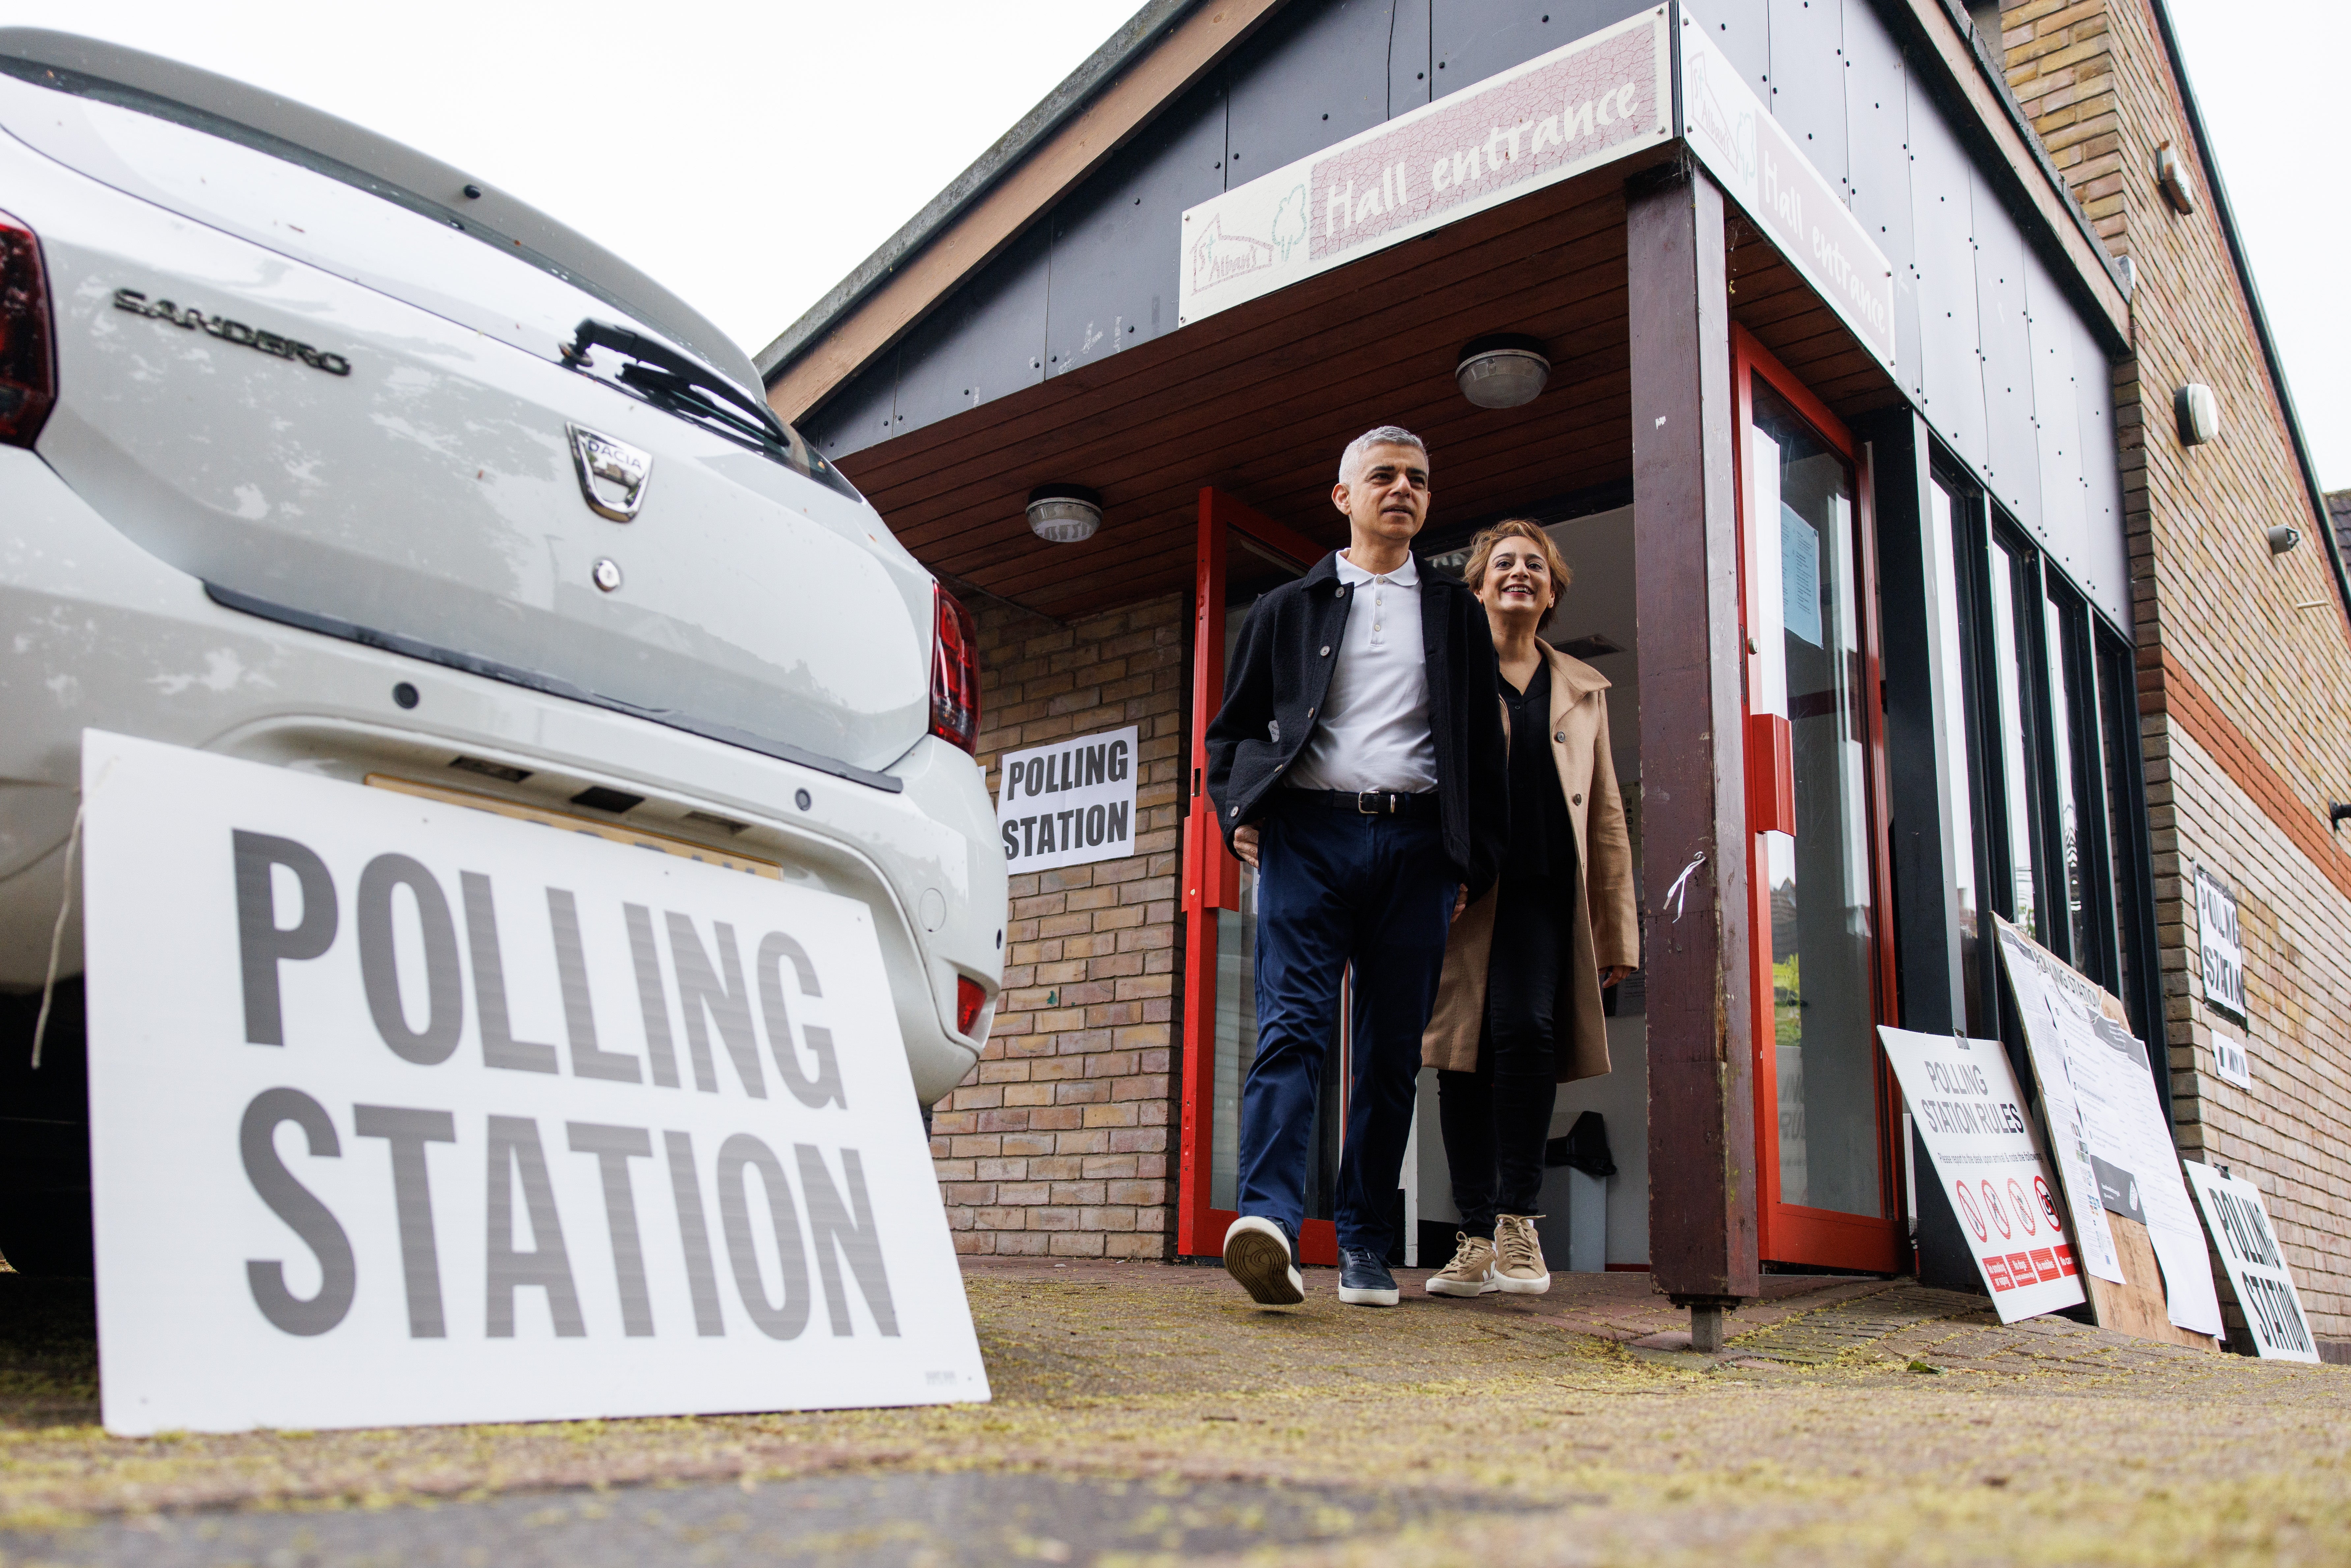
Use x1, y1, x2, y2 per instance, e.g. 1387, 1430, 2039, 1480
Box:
0, 211, 55, 449
956, 975, 987, 1038
930, 583, 982, 753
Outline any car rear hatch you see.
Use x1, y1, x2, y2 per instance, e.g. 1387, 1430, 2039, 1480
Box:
0, 32, 931, 784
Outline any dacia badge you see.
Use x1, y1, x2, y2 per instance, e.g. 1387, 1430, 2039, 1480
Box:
567, 424, 651, 522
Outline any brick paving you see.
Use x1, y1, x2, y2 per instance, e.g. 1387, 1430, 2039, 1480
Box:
5, 1261, 2346, 1564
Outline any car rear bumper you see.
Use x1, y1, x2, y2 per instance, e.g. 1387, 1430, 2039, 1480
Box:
0, 446, 1002, 1103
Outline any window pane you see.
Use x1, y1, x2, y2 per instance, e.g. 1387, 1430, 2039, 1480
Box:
1986, 539, 2043, 940
1927, 481, 1985, 1032
1750, 381, 1879, 1217
2044, 588, 2092, 964
2096, 633, 2148, 1033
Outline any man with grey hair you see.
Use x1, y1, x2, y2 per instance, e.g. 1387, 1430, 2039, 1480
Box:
1205, 426, 1509, 1307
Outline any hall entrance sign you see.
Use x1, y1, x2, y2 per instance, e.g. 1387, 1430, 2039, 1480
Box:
81, 732, 987, 1435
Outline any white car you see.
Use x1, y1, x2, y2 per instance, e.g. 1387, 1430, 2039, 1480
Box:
0, 28, 1004, 1250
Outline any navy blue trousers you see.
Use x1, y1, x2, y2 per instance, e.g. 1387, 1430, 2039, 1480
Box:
1235, 799, 1457, 1258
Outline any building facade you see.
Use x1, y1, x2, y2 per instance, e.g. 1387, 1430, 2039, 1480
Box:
768, 0, 2347, 1353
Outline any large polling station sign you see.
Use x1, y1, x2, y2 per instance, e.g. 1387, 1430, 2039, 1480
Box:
80, 731, 986, 1435
995, 726, 1140, 874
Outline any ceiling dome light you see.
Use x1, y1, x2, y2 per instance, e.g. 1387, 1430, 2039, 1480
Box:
1026, 484, 1102, 544
1456, 333, 1550, 410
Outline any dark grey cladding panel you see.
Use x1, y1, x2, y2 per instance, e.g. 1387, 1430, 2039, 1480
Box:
896, 221, 1052, 432
1431, 1, 1656, 99
1225, 0, 1395, 179
1842, 0, 1916, 389
1973, 176, 2039, 533
1047, 84, 1227, 381
802, 352, 898, 464
1681, 0, 1769, 100
1907, 76, 1984, 470
1767, 0, 1846, 197
1392, 0, 1434, 110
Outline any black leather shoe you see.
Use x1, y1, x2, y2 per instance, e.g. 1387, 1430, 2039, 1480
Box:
1336, 1247, 1399, 1307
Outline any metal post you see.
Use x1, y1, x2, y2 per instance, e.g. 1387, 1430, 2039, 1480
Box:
1627, 161, 1758, 1338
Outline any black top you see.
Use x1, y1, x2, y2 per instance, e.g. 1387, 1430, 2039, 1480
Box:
1499, 659, 1574, 884
1205, 553, 1511, 901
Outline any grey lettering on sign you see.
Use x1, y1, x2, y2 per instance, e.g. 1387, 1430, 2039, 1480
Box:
624, 902, 684, 1088
567, 1123, 658, 1337
796, 1145, 898, 1337
484, 1115, 585, 1337
717, 1133, 812, 1340
357, 853, 464, 1065
548, 888, 642, 1082
757, 931, 846, 1110
463, 872, 560, 1074
667, 913, 766, 1098
241, 1087, 356, 1336
232, 830, 338, 1046
353, 1104, 457, 1338
663, 1129, 727, 1335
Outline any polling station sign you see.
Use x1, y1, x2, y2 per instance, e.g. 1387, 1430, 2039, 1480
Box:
2182, 1162, 2319, 1362
994, 725, 1139, 874
80, 731, 986, 1435
1879, 1027, 2086, 1323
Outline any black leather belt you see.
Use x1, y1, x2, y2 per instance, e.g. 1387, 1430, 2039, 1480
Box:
1287, 788, 1438, 817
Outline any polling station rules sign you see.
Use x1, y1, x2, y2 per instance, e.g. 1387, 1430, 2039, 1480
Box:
80, 732, 986, 1435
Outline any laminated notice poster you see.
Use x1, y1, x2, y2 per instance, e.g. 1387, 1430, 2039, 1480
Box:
1989, 923, 2123, 1286
2182, 1162, 2319, 1361
1879, 1027, 2085, 1322
1996, 921, 2224, 1337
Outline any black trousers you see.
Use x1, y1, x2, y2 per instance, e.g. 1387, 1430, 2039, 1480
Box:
1436, 875, 1563, 1237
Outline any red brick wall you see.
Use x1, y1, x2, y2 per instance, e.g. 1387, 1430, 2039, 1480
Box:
2004, 0, 2351, 1337
927, 593, 1187, 1258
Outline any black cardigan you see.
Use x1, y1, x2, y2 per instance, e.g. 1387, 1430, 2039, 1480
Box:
1204, 552, 1510, 901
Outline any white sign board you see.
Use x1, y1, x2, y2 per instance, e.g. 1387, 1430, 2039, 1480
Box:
1879, 1026, 2086, 1322
1178, 9, 1671, 325
2181, 1162, 2319, 1361
1995, 919, 2224, 1337
82, 731, 987, 1435
1677, 14, 1898, 372
995, 725, 1140, 874
1990, 924, 2123, 1286
2194, 864, 2246, 1021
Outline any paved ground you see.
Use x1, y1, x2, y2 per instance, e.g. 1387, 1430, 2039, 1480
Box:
1, 1259, 2345, 1565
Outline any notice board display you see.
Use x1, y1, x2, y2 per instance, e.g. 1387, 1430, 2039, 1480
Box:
994, 726, 1139, 874
81, 731, 988, 1435
2182, 1162, 2319, 1362
1878, 1027, 2085, 1322
1995, 920, 2224, 1340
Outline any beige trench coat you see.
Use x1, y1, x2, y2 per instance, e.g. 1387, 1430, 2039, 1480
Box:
1421, 641, 1639, 1082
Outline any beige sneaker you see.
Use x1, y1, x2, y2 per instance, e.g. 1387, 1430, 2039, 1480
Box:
1494, 1213, 1552, 1295
1424, 1232, 1498, 1297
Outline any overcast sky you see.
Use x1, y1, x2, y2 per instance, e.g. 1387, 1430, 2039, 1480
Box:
3, 0, 2343, 486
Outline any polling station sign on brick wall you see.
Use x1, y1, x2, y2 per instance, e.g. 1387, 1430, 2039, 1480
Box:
994, 726, 1139, 874
80, 731, 985, 1435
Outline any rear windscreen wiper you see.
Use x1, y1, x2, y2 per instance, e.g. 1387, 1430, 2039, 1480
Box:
561, 319, 784, 444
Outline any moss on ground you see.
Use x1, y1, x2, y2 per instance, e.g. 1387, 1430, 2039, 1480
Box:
2, 1269, 2344, 1564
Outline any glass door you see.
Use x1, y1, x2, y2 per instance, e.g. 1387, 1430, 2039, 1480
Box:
1176, 488, 1334, 1260
1733, 330, 1905, 1273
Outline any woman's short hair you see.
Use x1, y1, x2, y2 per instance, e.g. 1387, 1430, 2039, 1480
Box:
1461, 519, 1572, 631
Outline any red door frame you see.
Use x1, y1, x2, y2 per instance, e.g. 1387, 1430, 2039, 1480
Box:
1730, 327, 1907, 1274
1176, 487, 1331, 1262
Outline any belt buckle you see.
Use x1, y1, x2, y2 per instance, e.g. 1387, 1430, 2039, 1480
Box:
1355, 790, 1387, 815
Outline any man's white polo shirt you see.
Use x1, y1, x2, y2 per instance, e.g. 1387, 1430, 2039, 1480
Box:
1286, 549, 1439, 795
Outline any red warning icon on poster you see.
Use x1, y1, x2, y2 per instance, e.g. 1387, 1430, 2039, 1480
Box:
1985, 1254, 2016, 1291
2010, 1178, 2037, 1235
2053, 1242, 2078, 1276
2034, 1175, 2061, 1231
1983, 1180, 2012, 1239
2029, 1247, 2061, 1282
2007, 1252, 2035, 1284
1954, 1179, 1987, 1241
